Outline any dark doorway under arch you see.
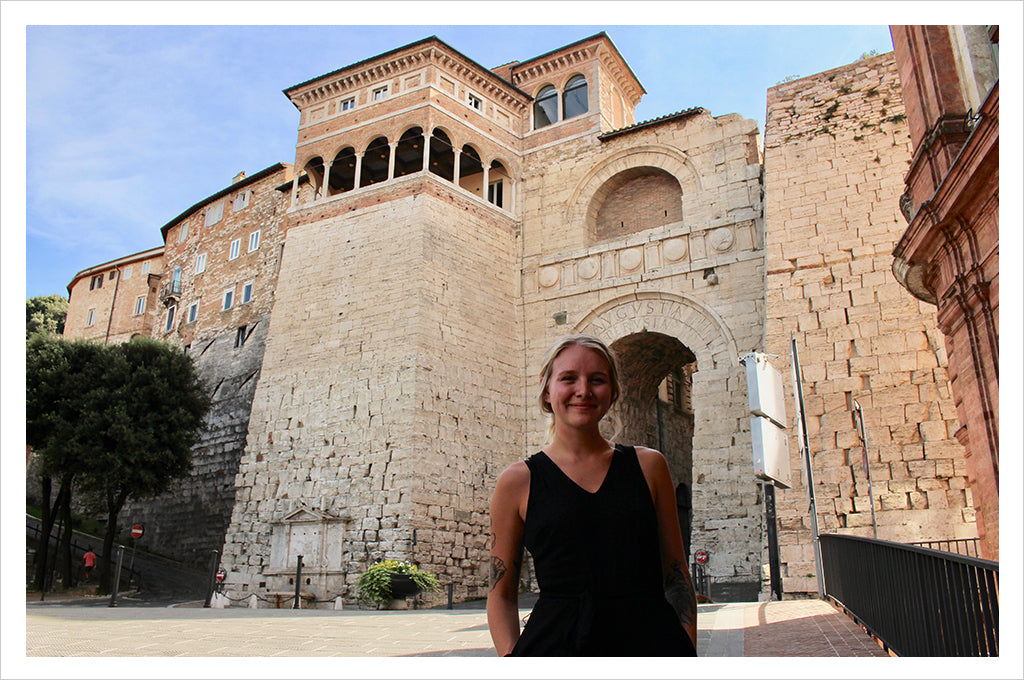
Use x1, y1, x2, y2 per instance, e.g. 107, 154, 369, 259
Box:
607, 331, 697, 558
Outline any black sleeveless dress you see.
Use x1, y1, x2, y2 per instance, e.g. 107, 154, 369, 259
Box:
509, 444, 697, 656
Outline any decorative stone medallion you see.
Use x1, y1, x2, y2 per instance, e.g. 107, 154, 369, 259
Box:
709, 227, 735, 252
619, 248, 643, 272
538, 266, 560, 288
577, 257, 600, 280
663, 237, 688, 262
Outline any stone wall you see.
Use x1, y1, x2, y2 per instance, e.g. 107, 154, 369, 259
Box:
219, 177, 520, 604
762, 52, 976, 595
519, 107, 767, 590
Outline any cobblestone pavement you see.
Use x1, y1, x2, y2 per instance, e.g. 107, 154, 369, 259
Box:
20, 597, 892, 661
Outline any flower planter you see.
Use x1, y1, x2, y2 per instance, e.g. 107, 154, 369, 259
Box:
389, 573, 422, 599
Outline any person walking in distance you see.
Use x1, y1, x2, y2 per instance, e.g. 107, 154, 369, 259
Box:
487, 334, 698, 656
82, 547, 97, 582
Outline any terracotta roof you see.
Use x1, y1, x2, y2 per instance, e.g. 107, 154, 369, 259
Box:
598, 107, 706, 141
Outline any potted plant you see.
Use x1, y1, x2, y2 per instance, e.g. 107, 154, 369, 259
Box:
356, 559, 440, 608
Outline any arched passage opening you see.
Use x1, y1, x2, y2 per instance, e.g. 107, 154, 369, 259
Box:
605, 331, 697, 558
303, 156, 325, 201
458, 144, 483, 193
328, 147, 356, 195
394, 127, 424, 178
361, 136, 391, 187
429, 129, 455, 181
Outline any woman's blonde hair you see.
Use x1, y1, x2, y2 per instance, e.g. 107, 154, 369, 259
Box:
537, 334, 621, 438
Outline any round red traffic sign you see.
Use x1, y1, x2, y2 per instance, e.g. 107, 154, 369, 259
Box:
130, 525, 144, 539
215, 569, 226, 582
694, 550, 709, 564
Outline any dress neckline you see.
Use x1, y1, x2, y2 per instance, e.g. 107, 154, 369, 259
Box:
538, 445, 619, 495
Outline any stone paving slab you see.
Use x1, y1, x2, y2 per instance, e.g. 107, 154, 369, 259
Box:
21, 598, 892, 661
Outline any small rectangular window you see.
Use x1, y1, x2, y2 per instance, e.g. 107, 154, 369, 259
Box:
109, 271, 117, 280
234, 325, 247, 348
468, 93, 482, 110
241, 282, 254, 304
177, 222, 188, 243
188, 302, 199, 323
229, 239, 241, 260
223, 289, 234, 310
141, 262, 151, 275
196, 252, 207, 274
204, 202, 224, 227
124, 265, 133, 280
134, 296, 146, 315
165, 305, 176, 332
341, 97, 355, 111
248, 230, 260, 252
86, 309, 96, 326
488, 180, 504, 208
233, 190, 251, 212
89, 274, 103, 290
372, 85, 388, 101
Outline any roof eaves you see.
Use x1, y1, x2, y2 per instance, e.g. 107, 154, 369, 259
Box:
598, 107, 705, 141
158, 162, 290, 240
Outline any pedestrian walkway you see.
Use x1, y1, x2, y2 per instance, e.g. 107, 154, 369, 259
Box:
22, 597, 888, 658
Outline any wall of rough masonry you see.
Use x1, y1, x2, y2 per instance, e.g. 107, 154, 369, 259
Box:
219, 177, 520, 605
762, 52, 976, 596
518, 108, 768, 590
120, 319, 272, 564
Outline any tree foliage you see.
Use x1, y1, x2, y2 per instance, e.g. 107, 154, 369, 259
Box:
26, 335, 211, 593
26, 294, 68, 339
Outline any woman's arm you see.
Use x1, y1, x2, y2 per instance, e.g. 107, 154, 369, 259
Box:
637, 447, 698, 648
486, 462, 529, 656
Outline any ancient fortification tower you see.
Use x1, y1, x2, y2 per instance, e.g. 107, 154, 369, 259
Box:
60, 31, 980, 606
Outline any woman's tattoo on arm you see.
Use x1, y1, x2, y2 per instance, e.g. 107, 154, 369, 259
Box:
490, 556, 507, 590
664, 560, 697, 630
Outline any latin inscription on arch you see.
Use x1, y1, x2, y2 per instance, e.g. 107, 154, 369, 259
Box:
576, 295, 738, 368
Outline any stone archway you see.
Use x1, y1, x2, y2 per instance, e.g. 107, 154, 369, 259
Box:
574, 292, 757, 586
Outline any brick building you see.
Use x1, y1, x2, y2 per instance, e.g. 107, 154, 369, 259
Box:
889, 25, 999, 559
65, 247, 164, 344
59, 31, 984, 606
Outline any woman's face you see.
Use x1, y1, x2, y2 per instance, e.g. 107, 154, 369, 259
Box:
543, 344, 614, 430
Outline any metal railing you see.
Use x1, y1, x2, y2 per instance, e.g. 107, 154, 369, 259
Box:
910, 537, 981, 558
820, 533, 998, 656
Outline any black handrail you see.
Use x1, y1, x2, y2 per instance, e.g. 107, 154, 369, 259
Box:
820, 533, 998, 656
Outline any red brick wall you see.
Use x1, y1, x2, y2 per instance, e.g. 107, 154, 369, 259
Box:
594, 170, 682, 241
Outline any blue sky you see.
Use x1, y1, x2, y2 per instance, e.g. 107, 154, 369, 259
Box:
2, 1, 1018, 306
8, 14, 909, 300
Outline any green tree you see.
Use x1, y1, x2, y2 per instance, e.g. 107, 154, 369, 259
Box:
26, 336, 110, 590
26, 294, 68, 339
26, 336, 210, 594
79, 337, 211, 593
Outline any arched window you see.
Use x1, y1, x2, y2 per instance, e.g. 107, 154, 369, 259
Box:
394, 128, 424, 178
534, 85, 558, 129
458, 144, 482, 192
563, 75, 589, 119
428, 129, 455, 181
329, 147, 357, 194
361, 137, 390, 187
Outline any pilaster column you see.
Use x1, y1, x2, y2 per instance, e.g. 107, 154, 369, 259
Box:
453, 147, 461, 186
322, 160, 333, 199
354, 152, 364, 189
482, 163, 490, 202
387, 142, 398, 180
422, 131, 431, 172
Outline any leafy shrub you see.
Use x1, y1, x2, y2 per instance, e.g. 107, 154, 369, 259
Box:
356, 559, 440, 606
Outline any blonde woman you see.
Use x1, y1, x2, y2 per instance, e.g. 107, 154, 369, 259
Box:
487, 334, 697, 656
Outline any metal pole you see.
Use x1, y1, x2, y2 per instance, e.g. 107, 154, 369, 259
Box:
108, 545, 125, 607
447, 583, 454, 610
764, 483, 783, 601
203, 549, 220, 608
293, 555, 304, 609
791, 335, 824, 599
128, 538, 138, 589
853, 400, 878, 539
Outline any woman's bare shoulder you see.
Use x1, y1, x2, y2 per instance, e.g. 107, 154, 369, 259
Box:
494, 460, 531, 492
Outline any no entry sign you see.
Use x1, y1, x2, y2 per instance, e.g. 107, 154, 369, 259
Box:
216, 569, 227, 582
694, 550, 709, 564
131, 525, 144, 539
